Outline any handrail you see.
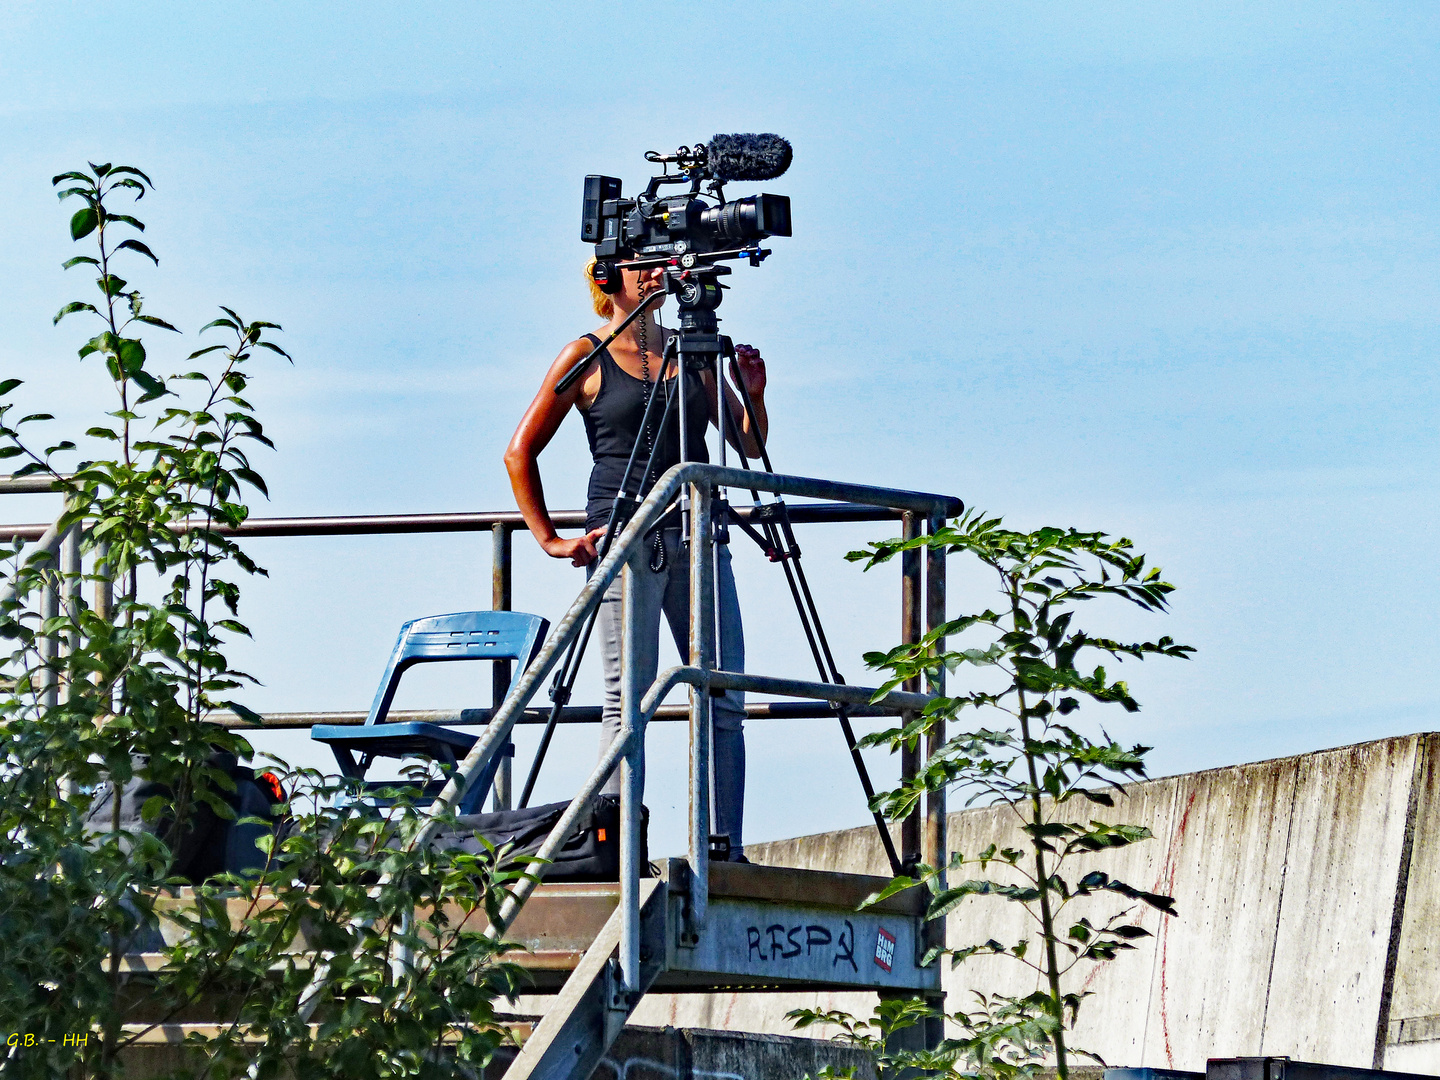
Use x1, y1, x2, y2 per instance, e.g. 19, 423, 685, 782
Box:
205, 700, 907, 729
0, 500, 920, 543
416, 461, 958, 837
0, 474, 68, 495
35, 458, 958, 1035
408, 462, 956, 993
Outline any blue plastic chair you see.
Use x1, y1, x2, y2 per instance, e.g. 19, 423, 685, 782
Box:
312, 610, 549, 814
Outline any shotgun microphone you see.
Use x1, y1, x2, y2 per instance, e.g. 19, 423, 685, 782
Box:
704, 133, 793, 182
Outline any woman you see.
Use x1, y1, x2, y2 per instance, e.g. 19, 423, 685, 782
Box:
504, 261, 768, 861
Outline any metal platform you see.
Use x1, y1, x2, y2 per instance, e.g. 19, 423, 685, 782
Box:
501, 860, 937, 995
119, 861, 936, 996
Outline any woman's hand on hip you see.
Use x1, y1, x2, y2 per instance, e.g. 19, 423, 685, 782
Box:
543, 526, 608, 567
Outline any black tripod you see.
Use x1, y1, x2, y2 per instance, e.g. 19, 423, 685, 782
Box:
517, 261, 904, 877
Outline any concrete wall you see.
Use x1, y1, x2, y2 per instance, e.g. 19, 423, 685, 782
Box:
121, 1026, 876, 1079
480, 1027, 878, 1080
634, 733, 1440, 1073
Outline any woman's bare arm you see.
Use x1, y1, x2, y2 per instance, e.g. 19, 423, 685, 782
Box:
504, 339, 607, 566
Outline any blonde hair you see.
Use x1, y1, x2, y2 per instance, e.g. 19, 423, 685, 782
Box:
585, 258, 614, 319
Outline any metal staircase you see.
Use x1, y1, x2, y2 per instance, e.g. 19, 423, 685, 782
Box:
503, 860, 937, 1079
439, 463, 958, 1080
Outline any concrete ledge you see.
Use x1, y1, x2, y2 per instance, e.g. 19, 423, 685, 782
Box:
118, 1024, 877, 1079
1391, 1015, 1440, 1046
487, 1025, 879, 1080
641, 733, 1440, 1074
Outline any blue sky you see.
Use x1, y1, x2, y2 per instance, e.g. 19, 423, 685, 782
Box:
2, 4, 1437, 854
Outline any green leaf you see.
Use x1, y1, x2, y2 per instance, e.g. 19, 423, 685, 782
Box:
134, 314, 180, 332
117, 339, 146, 375
131, 370, 169, 405
1111, 924, 1151, 939
53, 301, 97, 325
69, 206, 98, 240
0, 379, 21, 396
859, 876, 921, 909
257, 340, 293, 362
108, 164, 155, 186
61, 255, 100, 270
115, 238, 158, 265
221, 701, 265, 726
106, 213, 144, 232
233, 467, 269, 497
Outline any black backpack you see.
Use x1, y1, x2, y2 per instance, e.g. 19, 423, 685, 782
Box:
82, 753, 286, 884
425, 794, 649, 882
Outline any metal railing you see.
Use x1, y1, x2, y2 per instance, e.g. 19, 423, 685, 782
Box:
2, 465, 959, 1006
0, 479, 949, 811
8, 466, 967, 1042
363, 462, 960, 995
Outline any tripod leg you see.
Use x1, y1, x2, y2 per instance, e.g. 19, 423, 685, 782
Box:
839, 707, 903, 875
719, 361, 904, 876
517, 604, 600, 809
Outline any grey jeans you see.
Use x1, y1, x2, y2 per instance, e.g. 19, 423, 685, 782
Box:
589, 529, 747, 853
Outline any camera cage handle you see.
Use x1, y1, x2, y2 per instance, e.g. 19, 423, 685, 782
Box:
641, 148, 730, 201
555, 251, 767, 397
554, 286, 668, 396
640, 164, 711, 200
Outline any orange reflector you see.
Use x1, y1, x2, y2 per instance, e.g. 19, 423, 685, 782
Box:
597, 828, 607, 843
257, 771, 285, 804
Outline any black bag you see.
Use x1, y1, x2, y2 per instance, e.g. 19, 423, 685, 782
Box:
426, 794, 648, 883
82, 753, 286, 884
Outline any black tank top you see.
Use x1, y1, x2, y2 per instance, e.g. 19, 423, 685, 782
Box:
579, 332, 709, 532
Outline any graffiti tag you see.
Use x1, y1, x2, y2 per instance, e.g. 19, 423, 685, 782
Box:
744, 919, 858, 972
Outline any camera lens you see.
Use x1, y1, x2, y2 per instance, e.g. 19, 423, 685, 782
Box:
699, 194, 792, 242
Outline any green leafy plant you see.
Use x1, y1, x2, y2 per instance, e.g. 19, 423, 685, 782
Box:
792, 511, 1192, 1080
0, 163, 522, 1078
789, 994, 1054, 1080
154, 771, 527, 1080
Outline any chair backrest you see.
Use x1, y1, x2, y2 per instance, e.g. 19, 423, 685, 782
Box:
364, 610, 549, 727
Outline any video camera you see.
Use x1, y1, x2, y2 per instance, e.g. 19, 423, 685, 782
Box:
581, 133, 793, 293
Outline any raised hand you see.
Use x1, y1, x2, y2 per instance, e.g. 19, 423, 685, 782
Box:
731, 343, 766, 398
